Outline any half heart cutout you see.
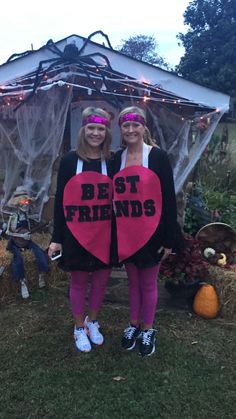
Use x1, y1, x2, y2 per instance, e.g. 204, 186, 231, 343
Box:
63, 171, 113, 264
113, 166, 162, 261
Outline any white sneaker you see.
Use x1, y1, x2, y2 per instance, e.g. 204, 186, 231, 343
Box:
20, 279, 29, 299
38, 273, 46, 288
84, 316, 104, 345
74, 327, 91, 353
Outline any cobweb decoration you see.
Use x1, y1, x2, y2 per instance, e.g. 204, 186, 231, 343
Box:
0, 128, 26, 208
0, 85, 72, 219
146, 103, 222, 193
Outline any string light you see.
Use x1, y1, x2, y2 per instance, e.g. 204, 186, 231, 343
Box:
0, 61, 226, 126
0, 66, 221, 121
0, 78, 213, 113
0, 83, 221, 123
0, 64, 206, 108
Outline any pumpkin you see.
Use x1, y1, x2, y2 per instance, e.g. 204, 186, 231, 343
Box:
193, 284, 219, 319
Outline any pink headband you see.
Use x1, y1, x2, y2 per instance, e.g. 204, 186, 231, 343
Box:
119, 113, 146, 126
82, 114, 110, 127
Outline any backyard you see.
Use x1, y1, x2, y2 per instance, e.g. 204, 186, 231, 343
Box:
0, 276, 235, 419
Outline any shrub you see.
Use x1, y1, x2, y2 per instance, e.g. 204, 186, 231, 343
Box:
160, 235, 210, 284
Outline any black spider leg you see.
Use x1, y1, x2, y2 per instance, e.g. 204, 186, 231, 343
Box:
78, 30, 113, 56
77, 59, 121, 109
6, 31, 112, 64
81, 52, 113, 71
6, 38, 64, 63
44, 39, 65, 58
75, 59, 110, 99
30, 57, 64, 92
13, 54, 113, 111
73, 32, 120, 105
14, 40, 122, 111
13, 55, 93, 111
6, 50, 34, 63
6, 39, 62, 64
72, 52, 113, 93
78, 52, 121, 108
14, 57, 65, 111
14, 39, 68, 109
13, 43, 93, 110
33, 41, 78, 92
44, 36, 114, 65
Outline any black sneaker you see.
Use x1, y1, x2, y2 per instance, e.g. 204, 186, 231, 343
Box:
121, 325, 141, 350
139, 329, 156, 357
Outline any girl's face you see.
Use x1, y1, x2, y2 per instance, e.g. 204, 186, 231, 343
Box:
84, 123, 106, 149
120, 121, 145, 145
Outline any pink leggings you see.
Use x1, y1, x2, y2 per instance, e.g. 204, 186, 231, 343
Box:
70, 269, 111, 317
125, 263, 160, 326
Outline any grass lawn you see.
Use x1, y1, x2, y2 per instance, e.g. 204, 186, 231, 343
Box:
0, 283, 235, 419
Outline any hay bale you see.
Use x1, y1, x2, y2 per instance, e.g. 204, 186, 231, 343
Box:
208, 265, 236, 319
0, 233, 68, 303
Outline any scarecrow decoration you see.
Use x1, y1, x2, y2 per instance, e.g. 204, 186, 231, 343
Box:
5, 190, 49, 299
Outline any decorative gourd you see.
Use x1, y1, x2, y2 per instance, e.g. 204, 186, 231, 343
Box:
193, 284, 219, 319
217, 253, 227, 266
203, 247, 216, 258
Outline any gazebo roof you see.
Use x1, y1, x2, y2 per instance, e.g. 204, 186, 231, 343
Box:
0, 33, 230, 114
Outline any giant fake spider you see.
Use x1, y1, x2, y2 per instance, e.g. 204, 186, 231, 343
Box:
11, 31, 122, 111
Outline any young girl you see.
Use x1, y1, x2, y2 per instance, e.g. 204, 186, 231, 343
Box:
48, 107, 112, 353
112, 106, 177, 357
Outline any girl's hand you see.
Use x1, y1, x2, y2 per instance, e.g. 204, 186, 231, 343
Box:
157, 246, 172, 261
48, 242, 62, 259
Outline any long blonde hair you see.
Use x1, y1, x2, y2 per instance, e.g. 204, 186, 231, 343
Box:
118, 106, 158, 148
76, 107, 112, 161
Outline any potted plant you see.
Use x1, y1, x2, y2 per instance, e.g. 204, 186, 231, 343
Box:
160, 235, 210, 299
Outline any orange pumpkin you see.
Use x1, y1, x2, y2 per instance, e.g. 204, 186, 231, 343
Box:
193, 284, 219, 319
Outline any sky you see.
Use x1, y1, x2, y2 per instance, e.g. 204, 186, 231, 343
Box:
1, 0, 190, 67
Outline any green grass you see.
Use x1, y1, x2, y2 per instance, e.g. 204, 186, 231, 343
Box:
0, 286, 235, 419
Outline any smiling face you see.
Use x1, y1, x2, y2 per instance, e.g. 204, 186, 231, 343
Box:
84, 123, 107, 149
120, 120, 145, 146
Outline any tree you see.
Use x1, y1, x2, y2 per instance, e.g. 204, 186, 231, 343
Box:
116, 34, 171, 70
176, 0, 236, 96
